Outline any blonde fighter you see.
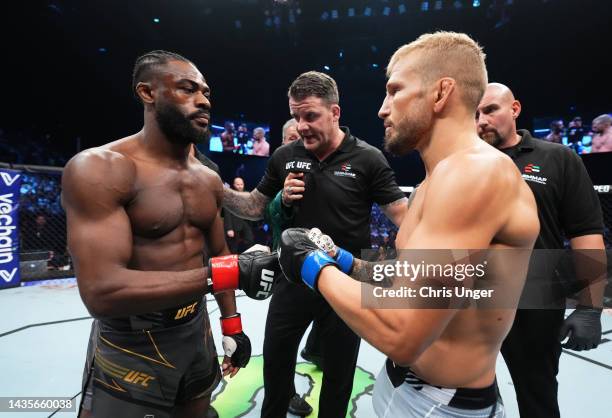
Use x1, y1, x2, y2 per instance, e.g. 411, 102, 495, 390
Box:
278, 32, 539, 417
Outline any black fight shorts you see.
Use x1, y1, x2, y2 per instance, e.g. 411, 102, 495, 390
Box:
81, 299, 221, 417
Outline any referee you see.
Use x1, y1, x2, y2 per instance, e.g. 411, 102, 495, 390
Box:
477, 83, 607, 418
222, 71, 407, 417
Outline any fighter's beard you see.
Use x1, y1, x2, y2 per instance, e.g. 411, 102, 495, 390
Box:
156, 103, 210, 146
384, 129, 413, 156
480, 130, 504, 148
384, 115, 429, 156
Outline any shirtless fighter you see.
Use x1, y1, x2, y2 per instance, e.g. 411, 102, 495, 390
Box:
62, 50, 279, 418
278, 32, 540, 417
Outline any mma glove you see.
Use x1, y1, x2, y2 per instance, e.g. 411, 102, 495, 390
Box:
208, 247, 280, 300
559, 305, 603, 351
220, 314, 251, 367
279, 228, 339, 291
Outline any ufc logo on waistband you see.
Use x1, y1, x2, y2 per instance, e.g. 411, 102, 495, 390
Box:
174, 302, 198, 320
256, 269, 274, 299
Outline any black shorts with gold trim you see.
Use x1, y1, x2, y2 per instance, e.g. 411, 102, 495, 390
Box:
81, 298, 221, 417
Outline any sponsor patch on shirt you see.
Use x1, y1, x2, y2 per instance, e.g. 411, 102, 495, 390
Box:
334, 161, 356, 178
522, 163, 546, 184
522, 174, 547, 185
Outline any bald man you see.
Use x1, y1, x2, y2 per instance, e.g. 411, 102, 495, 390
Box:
279, 32, 540, 418
477, 83, 606, 418
224, 177, 255, 253
591, 114, 612, 153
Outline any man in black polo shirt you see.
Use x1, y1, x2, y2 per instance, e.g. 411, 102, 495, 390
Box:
476, 83, 606, 418
222, 71, 407, 417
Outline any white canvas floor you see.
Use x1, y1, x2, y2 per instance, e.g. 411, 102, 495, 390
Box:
0, 278, 610, 417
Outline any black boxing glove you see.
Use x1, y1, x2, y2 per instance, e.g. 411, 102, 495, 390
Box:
208, 249, 280, 300
559, 305, 602, 351
220, 314, 251, 367
279, 228, 338, 291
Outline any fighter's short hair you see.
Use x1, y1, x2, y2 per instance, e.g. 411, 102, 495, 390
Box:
132, 50, 192, 98
387, 31, 488, 111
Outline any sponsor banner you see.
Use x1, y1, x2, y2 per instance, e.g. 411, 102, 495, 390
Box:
20, 277, 78, 288
0, 169, 22, 289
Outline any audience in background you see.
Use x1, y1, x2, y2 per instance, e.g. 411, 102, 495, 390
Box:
20, 173, 63, 215
370, 203, 398, 250
223, 177, 256, 252
22, 213, 55, 251
18, 173, 69, 269
0, 128, 69, 166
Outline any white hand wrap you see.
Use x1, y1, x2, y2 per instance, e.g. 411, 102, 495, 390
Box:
308, 228, 336, 256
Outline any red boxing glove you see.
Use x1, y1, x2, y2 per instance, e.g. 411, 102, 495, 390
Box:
208, 250, 280, 300
209, 255, 239, 293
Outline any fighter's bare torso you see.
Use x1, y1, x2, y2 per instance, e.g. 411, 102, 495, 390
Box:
71, 134, 223, 272
395, 145, 538, 388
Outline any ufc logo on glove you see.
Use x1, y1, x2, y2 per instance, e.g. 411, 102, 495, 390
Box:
257, 269, 275, 299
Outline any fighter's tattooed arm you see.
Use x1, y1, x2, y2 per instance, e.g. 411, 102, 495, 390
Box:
349, 258, 393, 287
350, 258, 375, 283
223, 188, 271, 221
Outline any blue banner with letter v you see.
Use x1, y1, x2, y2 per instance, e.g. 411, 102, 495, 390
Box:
0, 169, 22, 289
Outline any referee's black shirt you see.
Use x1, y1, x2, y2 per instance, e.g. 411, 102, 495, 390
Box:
257, 127, 404, 255
501, 130, 603, 250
